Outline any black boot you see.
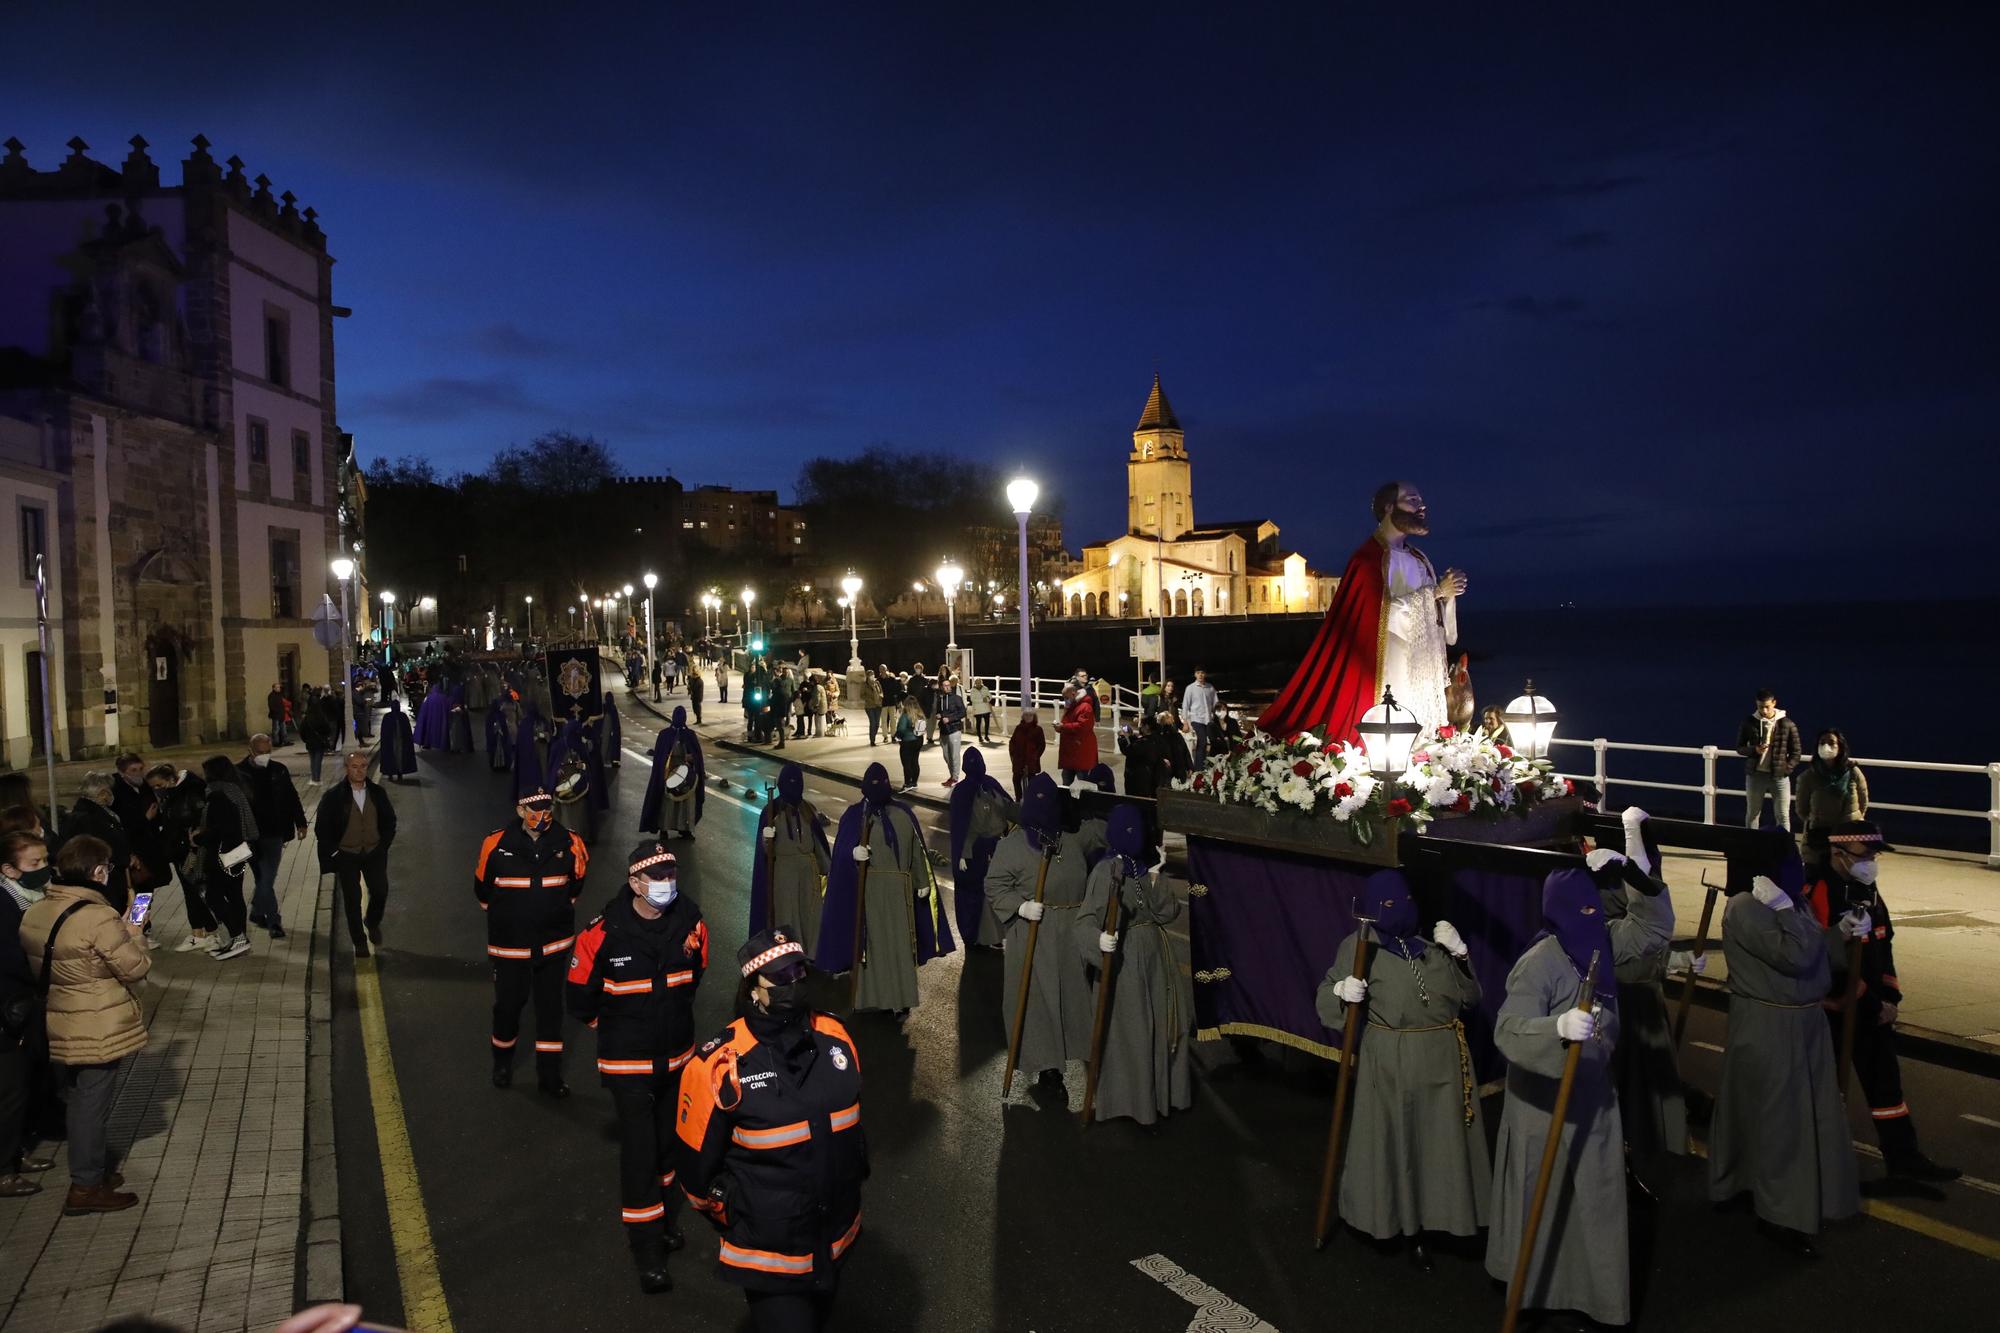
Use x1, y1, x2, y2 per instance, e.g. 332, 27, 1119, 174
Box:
631, 1237, 673, 1295
1407, 1239, 1434, 1272
663, 1219, 686, 1253
537, 1072, 569, 1099
491, 1060, 512, 1089
1887, 1152, 1961, 1183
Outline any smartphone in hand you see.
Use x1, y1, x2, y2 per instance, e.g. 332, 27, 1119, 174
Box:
126, 892, 155, 927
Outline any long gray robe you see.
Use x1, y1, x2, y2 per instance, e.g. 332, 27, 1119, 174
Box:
1074, 860, 1193, 1125
966, 786, 1017, 947
764, 806, 830, 958
657, 737, 699, 835
1708, 895, 1859, 1233
1601, 886, 1689, 1174
849, 805, 930, 1013
986, 828, 1093, 1078
1315, 929, 1488, 1239
1484, 885, 1670, 1327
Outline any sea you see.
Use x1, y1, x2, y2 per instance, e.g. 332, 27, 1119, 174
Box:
1235, 599, 2000, 856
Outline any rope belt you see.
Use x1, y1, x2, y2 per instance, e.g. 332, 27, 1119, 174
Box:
1729, 993, 1819, 1010
1364, 1016, 1475, 1125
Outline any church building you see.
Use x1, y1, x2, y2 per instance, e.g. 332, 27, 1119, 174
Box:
1053, 375, 1336, 620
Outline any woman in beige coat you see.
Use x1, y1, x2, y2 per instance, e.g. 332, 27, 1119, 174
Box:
19, 834, 150, 1214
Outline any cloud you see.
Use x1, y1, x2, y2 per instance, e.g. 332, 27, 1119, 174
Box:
1468, 294, 1586, 321
469, 322, 559, 358
1556, 230, 1612, 250
348, 375, 551, 424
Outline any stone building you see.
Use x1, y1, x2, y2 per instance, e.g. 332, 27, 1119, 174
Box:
1053, 374, 1337, 621
0, 133, 343, 761
681, 485, 810, 557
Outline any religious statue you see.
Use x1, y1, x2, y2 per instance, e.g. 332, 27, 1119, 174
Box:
1258, 481, 1466, 741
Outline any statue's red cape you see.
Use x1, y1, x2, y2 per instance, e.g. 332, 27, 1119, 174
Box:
1255, 534, 1389, 743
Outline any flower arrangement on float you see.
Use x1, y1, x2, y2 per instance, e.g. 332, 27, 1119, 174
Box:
1172, 723, 1570, 847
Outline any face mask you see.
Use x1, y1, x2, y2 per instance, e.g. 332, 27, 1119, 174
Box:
760, 981, 807, 1023
644, 879, 678, 908
7, 866, 50, 900
1818, 745, 1838, 761
521, 810, 551, 833
251, 753, 271, 768
1847, 860, 1878, 886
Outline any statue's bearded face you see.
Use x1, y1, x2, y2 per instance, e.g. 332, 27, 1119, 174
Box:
1391, 487, 1430, 535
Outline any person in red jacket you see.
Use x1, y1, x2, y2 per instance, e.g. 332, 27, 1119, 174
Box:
677, 926, 866, 1332
569, 840, 709, 1294
1007, 709, 1046, 800
1054, 684, 1098, 783
473, 789, 587, 1096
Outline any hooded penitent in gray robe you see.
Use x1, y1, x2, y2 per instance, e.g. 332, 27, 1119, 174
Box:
1315, 870, 1487, 1239
1484, 871, 1670, 1328
986, 783, 1094, 1080
1600, 881, 1688, 1179
1708, 865, 1859, 1234
962, 783, 1017, 948
1073, 820, 1192, 1126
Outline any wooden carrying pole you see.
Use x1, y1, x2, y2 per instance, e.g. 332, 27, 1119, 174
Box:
1079, 872, 1127, 1127
1501, 950, 1600, 1333
847, 812, 876, 1012
1001, 850, 1054, 1097
1311, 929, 1374, 1249
1836, 935, 1865, 1097
1672, 875, 1720, 1052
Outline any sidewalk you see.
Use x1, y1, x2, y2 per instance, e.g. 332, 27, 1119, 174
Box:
0, 836, 333, 1333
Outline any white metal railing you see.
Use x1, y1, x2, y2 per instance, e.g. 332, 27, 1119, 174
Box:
1545, 736, 2000, 868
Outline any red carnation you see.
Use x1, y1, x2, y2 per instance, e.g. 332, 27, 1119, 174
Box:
1454, 791, 1472, 812
1248, 759, 1264, 776
1518, 780, 1537, 797
1437, 725, 1455, 740
1385, 798, 1412, 819
1292, 760, 1315, 778
1334, 782, 1354, 799
1497, 744, 1514, 758
1413, 751, 1431, 764
1561, 778, 1575, 796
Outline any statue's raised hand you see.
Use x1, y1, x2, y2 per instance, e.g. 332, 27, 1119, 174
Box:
1439, 569, 1468, 598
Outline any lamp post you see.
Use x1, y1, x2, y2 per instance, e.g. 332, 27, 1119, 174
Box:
1502, 680, 1561, 761
379, 590, 396, 666
936, 560, 964, 658
740, 587, 756, 646
330, 556, 358, 746
643, 572, 658, 698
622, 583, 635, 648
524, 594, 534, 640
1006, 476, 1038, 721
841, 570, 864, 673
1357, 688, 1421, 779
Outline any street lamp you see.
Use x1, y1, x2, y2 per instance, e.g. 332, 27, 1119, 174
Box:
379, 590, 396, 665
1358, 688, 1422, 779
1006, 475, 1038, 721
1503, 680, 1561, 760
936, 560, 964, 654
524, 594, 534, 640
642, 572, 659, 698
419, 595, 436, 637
330, 556, 357, 743
740, 587, 756, 647
840, 570, 864, 674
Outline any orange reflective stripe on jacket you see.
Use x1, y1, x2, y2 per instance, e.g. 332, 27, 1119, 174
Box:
603, 977, 653, 995
540, 936, 574, 955
831, 1210, 862, 1260
487, 945, 533, 960
622, 1203, 665, 1223
475, 829, 506, 882
829, 1103, 860, 1132
718, 1241, 814, 1276
599, 1058, 655, 1075
731, 1119, 812, 1150
664, 969, 696, 987
492, 877, 534, 888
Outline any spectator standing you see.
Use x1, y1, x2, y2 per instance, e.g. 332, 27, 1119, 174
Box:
1, 830, 56, 1198
313, 751, 398, 957
1479, 705, 1512, 749
20, 834, 151, 1214
715, 659, 729, 706
687, 665, 705, 724
240, 735, 308, 941
1797, 729, 1869, 859
110, 753, 169, 903
893, 698, 927, 793
966, 678, 993, 742
1161, 677, 1180, 727
772, 666, 797, 750
1008, 709, 1047, 800
1180, 668, 1219, 769
145, 763, 215, 952
300, 690, 335, 787
197, 757, 257, 961
936, 677, 968, 786
267, 683, 288, 746
1736, 691, 1802, 830
1055, 685, 1099, 784
861, 666, 884, 745
909, 665, 937, 748
60, 774, 133, 915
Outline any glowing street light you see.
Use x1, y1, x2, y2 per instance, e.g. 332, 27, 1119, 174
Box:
840, 570, 864, 674
642, 573, 659, 698
329, 557, 357, 739
936, 560, 964, 653
1005, 476, 1038, 720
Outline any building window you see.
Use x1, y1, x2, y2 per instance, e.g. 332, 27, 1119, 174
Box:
270, 531, 301, 619
264, 308, 291, 388
18, 501, 47, 583
699, 521, 709, 529
793, 536, 802, 545
247, 418, 269, 463
682, 520, 694, 529
292, 430, 311, 476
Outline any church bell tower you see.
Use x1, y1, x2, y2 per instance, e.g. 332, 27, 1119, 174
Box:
1128, 373, 1192, 540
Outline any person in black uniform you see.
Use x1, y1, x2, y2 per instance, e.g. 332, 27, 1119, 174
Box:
1804, 820, 1959, 1183
567, 840, 709, 1294
473, 789, 587, 1096
676, 926, 867, 1333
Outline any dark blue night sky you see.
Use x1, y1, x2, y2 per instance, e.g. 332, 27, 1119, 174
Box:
8, 3, 1995, 606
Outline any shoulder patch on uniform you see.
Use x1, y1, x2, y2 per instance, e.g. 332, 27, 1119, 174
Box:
698, 1030, 729, 1057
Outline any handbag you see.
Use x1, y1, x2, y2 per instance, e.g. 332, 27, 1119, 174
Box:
6, 900, 87, 1038
218, 842, 254, 875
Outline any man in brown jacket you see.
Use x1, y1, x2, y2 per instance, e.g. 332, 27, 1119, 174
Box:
19, 834, 150, 1214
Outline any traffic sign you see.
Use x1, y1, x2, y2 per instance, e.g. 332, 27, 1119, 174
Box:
310, 595, 344, 649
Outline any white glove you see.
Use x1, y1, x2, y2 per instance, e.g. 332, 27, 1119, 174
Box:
1332, 975, 1368, 1005
1150, 849, 1168, 875
1432, 920, 1468, 959
1838, 908, 1873, 939
958, 858, 969, 872
1621, 806, 1653, 876
851, 846, 871, 863
1585, 847, 1626, 873
1556, 1008, 1597, 1042
761, 825, 775, 840
1750, 876, 1793, 911
1018, 900, 1045, 923
917, 880, 932, 899
1669, 950, 1709, 975
1098, 931, 1119, 954
1066, 776, 1090, 797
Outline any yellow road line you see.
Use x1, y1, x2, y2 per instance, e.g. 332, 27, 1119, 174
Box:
354, 956, 456, 1331
1861, 1200, 2000, 1262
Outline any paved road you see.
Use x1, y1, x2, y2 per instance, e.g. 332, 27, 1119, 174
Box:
330, 694, 2000, 1332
